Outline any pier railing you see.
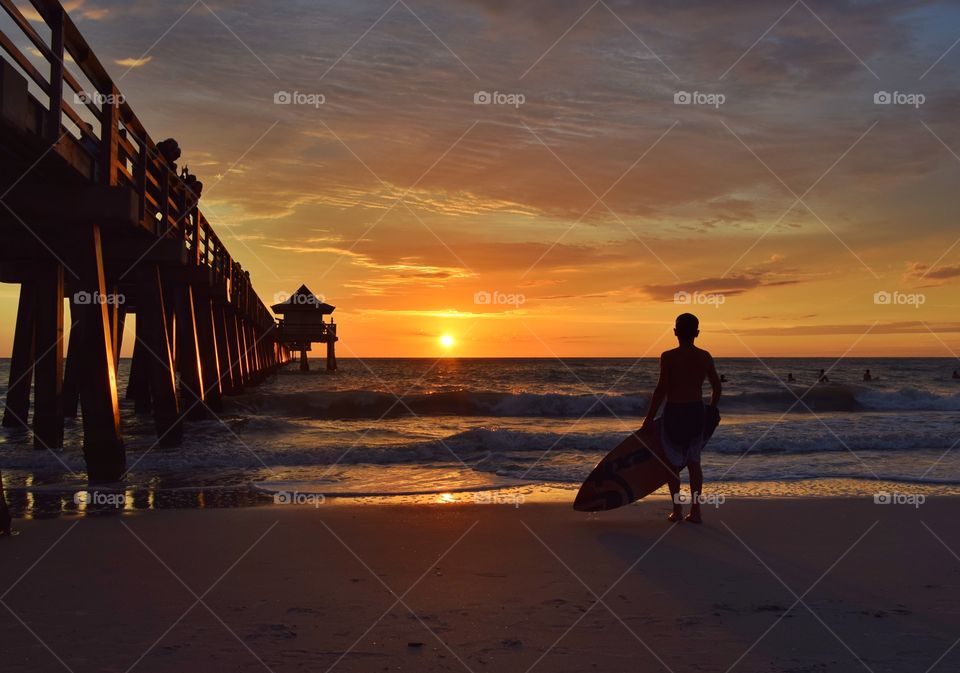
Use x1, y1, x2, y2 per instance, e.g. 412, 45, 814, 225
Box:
0, 0, 275, 331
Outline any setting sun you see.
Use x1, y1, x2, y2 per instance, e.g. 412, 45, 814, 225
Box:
440, 334, 455, 349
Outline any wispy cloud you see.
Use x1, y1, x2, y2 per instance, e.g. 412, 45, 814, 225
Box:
114, 56, 152, 68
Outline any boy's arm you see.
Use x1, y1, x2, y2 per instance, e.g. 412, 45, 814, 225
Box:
706, 353, 722, 407
642, 356, 667, 428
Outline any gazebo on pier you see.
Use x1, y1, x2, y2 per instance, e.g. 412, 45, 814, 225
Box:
271, 285, 338, 372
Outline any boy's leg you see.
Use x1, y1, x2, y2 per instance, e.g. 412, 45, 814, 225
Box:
667, 466, 682, 522
687, 461, 703, 523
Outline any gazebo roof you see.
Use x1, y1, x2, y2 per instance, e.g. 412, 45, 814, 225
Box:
271, 285, 335, 314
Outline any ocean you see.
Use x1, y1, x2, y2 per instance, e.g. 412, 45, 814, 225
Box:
1, 357, 959, 512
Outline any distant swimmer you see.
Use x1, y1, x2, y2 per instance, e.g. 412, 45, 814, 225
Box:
787, 373, 796, 383
863, 369, 872, 382
720, 374, 727, 383
953, 370, 960, 380
817, 369, 830, 383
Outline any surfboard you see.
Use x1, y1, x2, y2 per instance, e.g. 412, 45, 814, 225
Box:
573, 420, 673, 512
574, 406, 720, 512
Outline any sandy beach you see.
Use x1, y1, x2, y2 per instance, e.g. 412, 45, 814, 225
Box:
1, 497, 958, 673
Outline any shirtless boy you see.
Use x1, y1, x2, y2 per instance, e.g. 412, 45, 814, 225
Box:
642, 313, 721, 523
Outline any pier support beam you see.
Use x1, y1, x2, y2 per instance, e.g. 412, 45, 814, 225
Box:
110, 297, 125, 368
195, 295, 222, 412
235, 315, 249, 387
137, 265, 180, 446
215, 304, 235, 395
3, 282, 35, 428
62, 304, 83, 418
74, 224, 124, 483
225, 311, 243, 391
127, 334, 151, 414
327, 339, 337, 372
32, 262, 64, 449
175, 284, 207, 420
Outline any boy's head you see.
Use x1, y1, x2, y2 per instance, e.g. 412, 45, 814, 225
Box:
675, 313, 699, 341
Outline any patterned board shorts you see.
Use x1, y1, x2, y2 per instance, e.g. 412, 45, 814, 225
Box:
660, 401, 720, 469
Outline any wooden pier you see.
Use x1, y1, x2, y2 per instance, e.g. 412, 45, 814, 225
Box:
0, 0, 292, 482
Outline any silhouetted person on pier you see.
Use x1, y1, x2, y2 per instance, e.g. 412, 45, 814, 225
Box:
157, 138, 181, 172
643, 313, 721, 524
863, 369, 872, 382
953, 370, 960, 380
787, 373, 796, 383
720, 374, 727, 383
818, 369, 829, 383
184, 172, 204, 201
0, 470, 11, 537
79, 122, 100, 180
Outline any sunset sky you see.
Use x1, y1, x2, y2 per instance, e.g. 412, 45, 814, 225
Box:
4, 0, 960, 357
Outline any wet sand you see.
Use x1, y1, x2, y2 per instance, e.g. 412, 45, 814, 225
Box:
1, 497, 958, 672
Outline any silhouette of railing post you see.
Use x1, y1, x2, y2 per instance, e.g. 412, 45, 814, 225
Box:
44, 5, 64, 143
